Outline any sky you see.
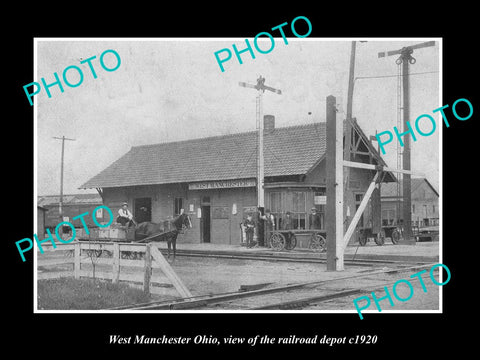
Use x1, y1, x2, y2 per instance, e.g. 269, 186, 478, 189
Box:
35, 38, 440, 197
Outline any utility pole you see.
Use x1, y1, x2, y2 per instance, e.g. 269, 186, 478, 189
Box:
344, 41, 356, 235
53, 136, 76, 226
346, 40, 367, 121
346, 41, 357, 122
378, 41, 435, 244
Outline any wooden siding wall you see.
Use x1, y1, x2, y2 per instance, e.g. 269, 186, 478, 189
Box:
103, 185, 257, 245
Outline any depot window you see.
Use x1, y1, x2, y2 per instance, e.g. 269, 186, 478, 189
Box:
269, 191, 282, 230
292, 191, 306, 230
174, 197, 184, 215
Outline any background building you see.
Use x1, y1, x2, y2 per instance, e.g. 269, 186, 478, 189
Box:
37, 193, 104, 232
381, 178, 439, 227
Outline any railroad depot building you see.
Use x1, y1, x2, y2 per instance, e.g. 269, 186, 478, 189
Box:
80, 116, 394, 247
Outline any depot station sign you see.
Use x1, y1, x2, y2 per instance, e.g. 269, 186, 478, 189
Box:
188, 178, 256, 190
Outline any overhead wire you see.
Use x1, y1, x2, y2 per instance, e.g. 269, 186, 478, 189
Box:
354, 70, 439, 82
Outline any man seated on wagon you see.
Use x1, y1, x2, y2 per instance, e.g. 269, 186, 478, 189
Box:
116, 202, 136, 228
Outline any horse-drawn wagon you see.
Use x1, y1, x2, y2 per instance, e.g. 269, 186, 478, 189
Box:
74, 213, 192, 260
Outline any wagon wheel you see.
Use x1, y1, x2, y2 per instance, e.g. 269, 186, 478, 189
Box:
358, 231, 368, 246
309, 233, 326, 252
284, 233, 297, 250
269, 232, 286, 251
374, 229, 386, 246
391, 229, 401, 245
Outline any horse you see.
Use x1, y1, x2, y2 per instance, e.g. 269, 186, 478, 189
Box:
134, 213, 192, 261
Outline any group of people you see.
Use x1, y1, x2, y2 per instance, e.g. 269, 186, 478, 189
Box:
243, 209, 275, 248
117, 201, 323, 249
243, 207, 322, 248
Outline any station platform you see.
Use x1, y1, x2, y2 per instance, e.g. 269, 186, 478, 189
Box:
157, 240, 440, 264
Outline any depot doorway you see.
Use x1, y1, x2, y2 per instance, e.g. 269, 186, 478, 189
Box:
201, 205, 211, 243
134, 197, 152, 224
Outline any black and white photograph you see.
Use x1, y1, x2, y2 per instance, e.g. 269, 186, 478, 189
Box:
33, 37, 442, 314
6, 7, 477, 356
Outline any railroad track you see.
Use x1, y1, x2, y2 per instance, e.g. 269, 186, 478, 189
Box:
157, 248, 430, 267
111, 262, 435, 311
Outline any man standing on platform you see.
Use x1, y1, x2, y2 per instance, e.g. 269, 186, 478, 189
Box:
309, 207, 321, 230
260, 208, 275, 247
244, 214, 256, 248
282, 211, 294, 247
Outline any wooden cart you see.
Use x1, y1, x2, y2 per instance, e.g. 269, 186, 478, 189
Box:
268, 229, 327, 252
357, 225, 401, 246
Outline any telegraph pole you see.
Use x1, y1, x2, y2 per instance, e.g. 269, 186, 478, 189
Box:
346, 40, 367, 121
239, 76, 281, 247
53, 136, 76, 224
400, 48, 414, 243
344, 41, 356, 234
346, 41, 357, 122
378, 41, 435, 243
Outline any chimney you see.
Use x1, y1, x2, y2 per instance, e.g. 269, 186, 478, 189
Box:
264, 115, 275, 133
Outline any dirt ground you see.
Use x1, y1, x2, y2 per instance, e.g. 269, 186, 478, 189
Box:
168, 256, 358, 295
168, 255, 441, 311
37, 241, 442, 312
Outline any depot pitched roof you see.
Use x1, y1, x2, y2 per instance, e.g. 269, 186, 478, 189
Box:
80, 121, 391, 189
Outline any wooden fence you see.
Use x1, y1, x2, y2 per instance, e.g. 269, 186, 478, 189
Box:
37, 241, 192, 298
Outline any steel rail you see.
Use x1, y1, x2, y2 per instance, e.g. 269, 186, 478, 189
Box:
157, 248, 431, 267
115, 262, 436, 311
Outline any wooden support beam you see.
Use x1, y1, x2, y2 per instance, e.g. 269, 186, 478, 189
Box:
326, 95, 344, 271
351, 150, 371, 156
150, 245, 192, 298
343, 160, 425, 177
353, 132, 363, 152
342, 172, 380, 249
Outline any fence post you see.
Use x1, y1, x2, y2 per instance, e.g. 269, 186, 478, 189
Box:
74, 242, 80, 279
112, 242, 120, 284
143, 244, 152, 295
